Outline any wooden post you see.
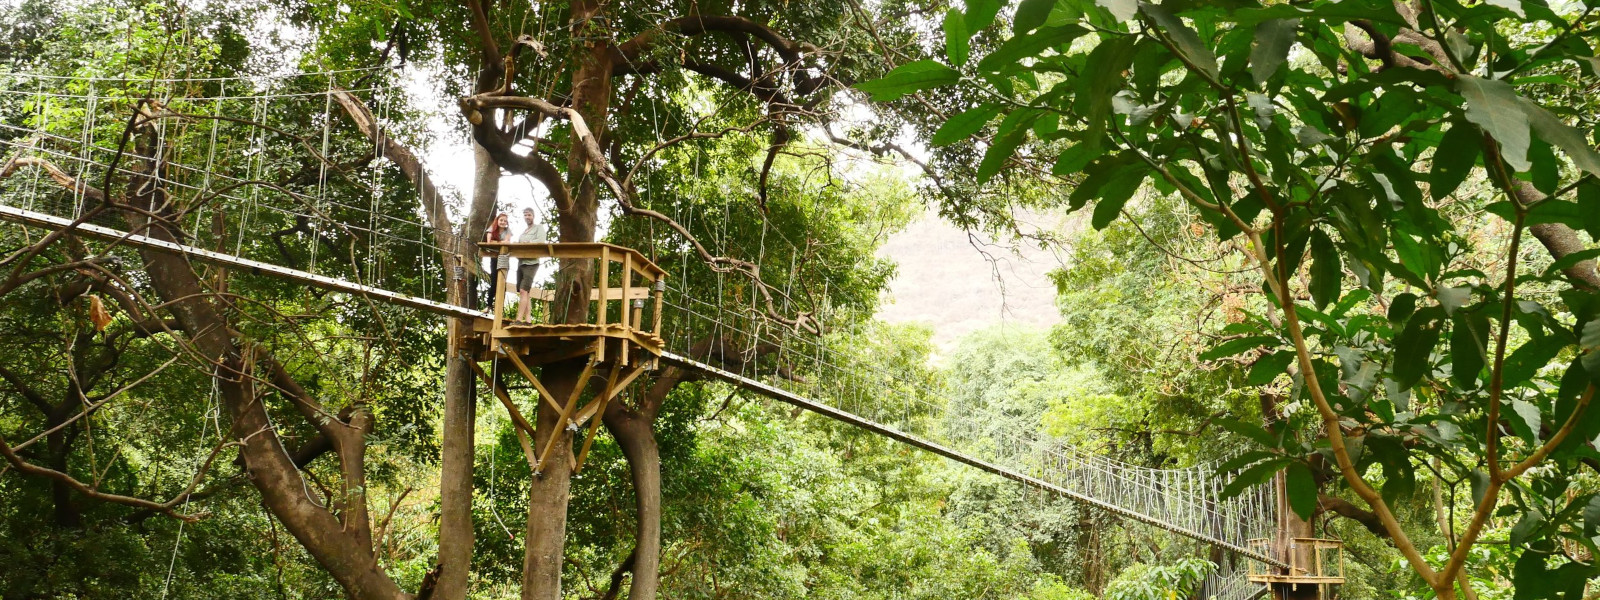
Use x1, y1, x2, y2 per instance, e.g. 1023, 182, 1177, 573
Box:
621, 252, 633, 329
598, 247, 609, 326
652, 274, 665, 336
491, 248, 508, 350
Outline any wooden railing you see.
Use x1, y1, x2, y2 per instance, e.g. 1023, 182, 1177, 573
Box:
1247, 537, 1345, 586
478, 242, 667, 340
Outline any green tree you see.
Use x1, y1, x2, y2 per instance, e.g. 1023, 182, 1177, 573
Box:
859, 0, 1600, 597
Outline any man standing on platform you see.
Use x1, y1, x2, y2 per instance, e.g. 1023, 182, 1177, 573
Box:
515, 206, 547, 323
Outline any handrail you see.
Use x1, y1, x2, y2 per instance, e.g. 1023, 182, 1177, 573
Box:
478, 241, 666, 279
479, 241, 668, 342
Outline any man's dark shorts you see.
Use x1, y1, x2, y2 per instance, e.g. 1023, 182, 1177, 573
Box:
516, 263, 539, 292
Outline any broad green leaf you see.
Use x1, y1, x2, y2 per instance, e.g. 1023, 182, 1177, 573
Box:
1013, 0, 1055, 33
1140, 2, 1219, 81
1285, 462, 1318, 521
1451, 312, 1489, 389
943, 9, 970, 66
1052, 143, 1099, 175
1216, 417, 1281, 449
1201, 335, 1280, 361
1217, 450, 1278, 473
1249, 18, 1298, 88
1090, 167, 1148, 229
1068, 153, 1141, 209
977, 25, 1089, 73
854, 60, 961, 101
1509, 509, 1544, 548
1486, 0, 1525, 17
1458, 75, 1531, 172
1393, 311, 1441, 390
1221, 457, 1289, 499
1429, 123, 1480, 200
1249, 350, 1298, 385
1309, 230, 1341, 310
1510, 399, 1543, 444
932, 104, 1002, 146
977, 109, 1040, 183
1582, 319, 1600, 376
1075, 34, 1139, 152
1580, 181, 1600, 240
1098, 0, 1137, 22
965, 0, 1002, 34
1388, 292, 1417, 323
1524, 98, 1600, 177
1502, 334, 1570, 387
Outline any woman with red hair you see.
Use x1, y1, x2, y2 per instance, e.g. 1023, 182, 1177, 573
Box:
482, 212, 511, 309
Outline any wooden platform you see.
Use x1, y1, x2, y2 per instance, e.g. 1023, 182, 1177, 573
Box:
466, 242, 669, 476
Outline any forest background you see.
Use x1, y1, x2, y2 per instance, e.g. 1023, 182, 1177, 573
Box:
0, 0, 1596, 599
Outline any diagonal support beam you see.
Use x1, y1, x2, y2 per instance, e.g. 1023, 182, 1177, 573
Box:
466, 358, 538, 470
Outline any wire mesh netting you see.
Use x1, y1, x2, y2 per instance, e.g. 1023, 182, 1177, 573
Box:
0, 69, 454, 307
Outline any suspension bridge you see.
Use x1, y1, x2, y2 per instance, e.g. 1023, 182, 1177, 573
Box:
0, 69, 1332, 599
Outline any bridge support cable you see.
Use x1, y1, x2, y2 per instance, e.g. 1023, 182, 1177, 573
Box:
659, 349, 1287, 568
0, 204, 484, 320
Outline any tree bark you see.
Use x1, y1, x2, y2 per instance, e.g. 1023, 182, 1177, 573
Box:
123, 112, 408, 600
601, 404, 662, 600
518, 1, 614, 597
435, 135, 502, 600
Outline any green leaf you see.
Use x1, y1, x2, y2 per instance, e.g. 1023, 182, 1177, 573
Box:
1090, 171, 1146, 229
1052, 143, 1099, 175
1388, 293, 1417, 323
1249, 351, 1298, 385
1527, 99, 1600, 176
1429, 123, 1480, 200
1502, 335, 1570, 387
854, 60, 961, 102
1309, 230, 1342, 310
943, 9, 970, 66
1221, 457, 1289, 499
1217, 450, 1278, 473
1285, 462, 1318, 521
1510, 399, 1543, 445
1509, 509, 1544, 548
965, 0, 1002, 34
1098, 0, 1138, 22
1249, 18, 1298, 88
1451, 312, 1490, 390
977, 109, 1040, 183
1217, 417, 1282, 450
1139, 2, 1219, 81
1582, 319, 1600, 376
1458, 75, 1531, 171
1393, 311, 1441, 390
1580, 181, 1600, 240
1074, 34, 1139, 153
1013, 0, 1055, 33
932, 104, 1002, 146
976, 25, 1089, 73
1202, 335, 1280, 361
1585, 495, 1600, 536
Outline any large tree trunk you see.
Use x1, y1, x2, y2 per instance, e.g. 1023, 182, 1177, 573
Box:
519, 1, 614, 598
124, 115, 407, 600
521, 363, 580, 599
602, 405, 662, 600
435, 137, 502, 600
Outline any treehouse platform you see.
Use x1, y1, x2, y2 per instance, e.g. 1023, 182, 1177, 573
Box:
464, 241, 668, 475
1247, 538, 1344, 597
471, 241, 667, 367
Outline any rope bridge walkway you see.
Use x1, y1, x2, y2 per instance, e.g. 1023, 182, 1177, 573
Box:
0, 69, 1298, 597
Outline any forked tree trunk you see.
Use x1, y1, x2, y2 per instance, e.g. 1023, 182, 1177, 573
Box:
123, 113, 407, 600
519, 0, 614, 597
